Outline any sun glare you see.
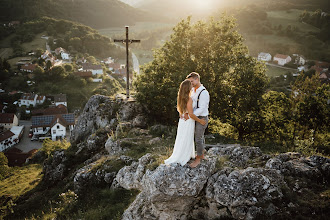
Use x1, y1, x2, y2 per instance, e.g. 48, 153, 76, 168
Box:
191, 0, 216, 12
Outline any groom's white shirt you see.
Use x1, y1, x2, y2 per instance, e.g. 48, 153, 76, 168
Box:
191, 84, 209, 117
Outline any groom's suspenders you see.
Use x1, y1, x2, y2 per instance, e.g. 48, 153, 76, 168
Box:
197, 89, 206, 108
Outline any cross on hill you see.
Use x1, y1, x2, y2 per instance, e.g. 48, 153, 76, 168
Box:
114, 26, 140, 99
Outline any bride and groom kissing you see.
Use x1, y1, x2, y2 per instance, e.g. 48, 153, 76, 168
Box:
165, 72, 210, 168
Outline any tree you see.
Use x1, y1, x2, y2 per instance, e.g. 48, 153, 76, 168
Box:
134, 16, 268, 138
64, 64, 73, 72
49, 66, 68, 80
261, 91, 292, 142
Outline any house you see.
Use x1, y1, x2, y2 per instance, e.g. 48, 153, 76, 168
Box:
55, 47, 65, 55
54, 47, 70, 60
54, 94, 67, 107
258, 52, 272, 62
41, 50, 51, 60
32, 104, 68, 116
0, 130, 17, 152
20, 63, 37, 72
293, 54, 306, 65
8, 21, 20, 27
19, 93, 38, 107
319, 72, 330, 82
0, 113, 19, 130
36, 95, 46, 105
4, 148, 37, 166
104, 57, 114, 64
10, 125, 24, 140
31, 114, 75, 141
108, 63, 121, 71
297, 66, 306, 72
81, 63, 103, 75
273, 54, 292, 66
61, 51, 70, 60
73, 71, 93, 78
76, 57, 87, 64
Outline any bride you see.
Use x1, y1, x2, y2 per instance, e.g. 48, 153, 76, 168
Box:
164, 79, 206, 166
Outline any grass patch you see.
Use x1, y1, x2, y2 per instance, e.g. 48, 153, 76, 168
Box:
21, 32, 47, 52
7, 56, 32, 69
0, 164, 43, 199
267, 9, 320, 33
265, 65, 295, 78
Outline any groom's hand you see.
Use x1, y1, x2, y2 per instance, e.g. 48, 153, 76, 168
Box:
183, 113, 189, 120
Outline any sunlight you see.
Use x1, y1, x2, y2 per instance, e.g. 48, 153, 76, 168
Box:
191, 0, 217, 12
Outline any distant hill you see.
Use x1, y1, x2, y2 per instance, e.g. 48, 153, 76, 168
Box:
133, 0, 330, 20
0, 0, 160, 28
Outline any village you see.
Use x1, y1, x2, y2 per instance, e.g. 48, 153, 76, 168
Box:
0, 33, 132, 166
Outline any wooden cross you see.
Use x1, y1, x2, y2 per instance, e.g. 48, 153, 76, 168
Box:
114, 26, 140, 99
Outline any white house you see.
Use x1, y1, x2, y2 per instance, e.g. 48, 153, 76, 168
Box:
293, 54, 306, 65
104, 57, 114, 64
61, 52, 70, 60
0, 113, 18, 130
54, 94, 67, 107
36, 95, 46, 105
51, 118, 67, 141
82, 63, 103, 75
10, 125, 24, 140
258, 52, 272, 62
297, 66, 306, 72
31, 114, 75, 141
273, 54, 292, 66
19, 93, 38, 107
0, 130, 17, 152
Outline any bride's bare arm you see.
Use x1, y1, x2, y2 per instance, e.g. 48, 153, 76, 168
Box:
187, 98, 206, 125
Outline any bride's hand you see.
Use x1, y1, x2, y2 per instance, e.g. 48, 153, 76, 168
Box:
199, 119, 206, 126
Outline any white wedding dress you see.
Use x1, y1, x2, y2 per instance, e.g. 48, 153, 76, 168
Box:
164, 113, 195, 166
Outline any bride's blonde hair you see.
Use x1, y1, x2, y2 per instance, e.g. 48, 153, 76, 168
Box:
177, 79, 192, 115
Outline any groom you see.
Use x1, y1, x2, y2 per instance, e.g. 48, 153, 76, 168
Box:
185, 72, 210, 168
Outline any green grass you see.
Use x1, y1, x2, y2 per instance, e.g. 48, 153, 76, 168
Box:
0, 164, 43, 198
7, 56, 32, 69
267, 9, 320, 33
21, 32, 47, 52
265, 65, 295, 78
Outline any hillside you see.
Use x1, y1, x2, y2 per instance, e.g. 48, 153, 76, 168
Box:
0, 0, 159, 28
134, 0, 330, 20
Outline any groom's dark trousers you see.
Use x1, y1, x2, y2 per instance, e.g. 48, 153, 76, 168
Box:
195, 116, 208, 156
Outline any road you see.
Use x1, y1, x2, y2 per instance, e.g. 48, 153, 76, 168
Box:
14, 120, 42, 153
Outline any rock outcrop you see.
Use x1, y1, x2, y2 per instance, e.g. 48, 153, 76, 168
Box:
114, 144, 330, 220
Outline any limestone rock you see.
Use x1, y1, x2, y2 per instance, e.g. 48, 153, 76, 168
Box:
265, 152, 326, 180
206, 167, 285, 219
43, 150, 68, 185
105, 137, 126, 156
208, 144, 263, 168
116, 153, 154, 190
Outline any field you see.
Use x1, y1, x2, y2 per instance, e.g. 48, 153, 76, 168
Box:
7, 56, 32, 70
265, 65, 296, 78
21, 32, 47, 52
267, 9, 320, 32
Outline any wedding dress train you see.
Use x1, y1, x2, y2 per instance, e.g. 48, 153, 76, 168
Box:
164, 116, 195, 166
